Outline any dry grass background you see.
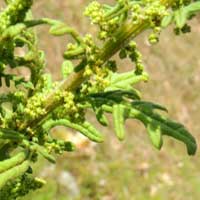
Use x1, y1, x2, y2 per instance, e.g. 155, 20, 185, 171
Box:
2, 0, 200, 199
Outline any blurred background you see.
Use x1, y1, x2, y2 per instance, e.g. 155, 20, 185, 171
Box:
14, 0, 200, 199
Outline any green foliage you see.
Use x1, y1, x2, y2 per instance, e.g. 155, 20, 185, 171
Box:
0, 0, 199, 198
162, 1, 200, 33
0, 174, 45, 200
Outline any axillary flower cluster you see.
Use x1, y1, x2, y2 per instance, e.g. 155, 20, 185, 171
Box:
0, 0, 199, 198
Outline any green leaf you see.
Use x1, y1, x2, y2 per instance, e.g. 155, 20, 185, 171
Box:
0, 160, 30, 189
105, 71, 148, 91
41, 73, 52, 90
20, 81, 34, 89
185, 2, 200, 16
2, 24, 26, 39
88, 90, 140, 105
95, 107, 109, 126
43, 119, 104, 143
132, 101, 168, 112
0, 151, 28, 173
113, 104, 127, 141
102, 103, 197, 155
161, 14, 174, 28
129, 105, 197, 155
174, 7, 188, 29
146, 122, 163, 149
61, 60, 74, 78
77, 121, 104, 142
49, 23, 71, 36
34, 144, 56, 163
0, 128, 25, 141
174, 2, 200, 29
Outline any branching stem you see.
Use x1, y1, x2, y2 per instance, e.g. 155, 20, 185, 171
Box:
19, 0, 173, 131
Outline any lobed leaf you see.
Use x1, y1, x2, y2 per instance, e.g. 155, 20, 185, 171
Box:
105, 71, 148, 91
102, 101, 197, 155
129, 104, 197, 155
43, 119, 104, 143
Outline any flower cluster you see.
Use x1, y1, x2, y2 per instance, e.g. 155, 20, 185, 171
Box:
0, 0, 33, 32
45, 139, 75, 155
0, 175, 45, 200
84, 1, 122, 40
119, 41, 144, 73
24, 93, 47, 120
